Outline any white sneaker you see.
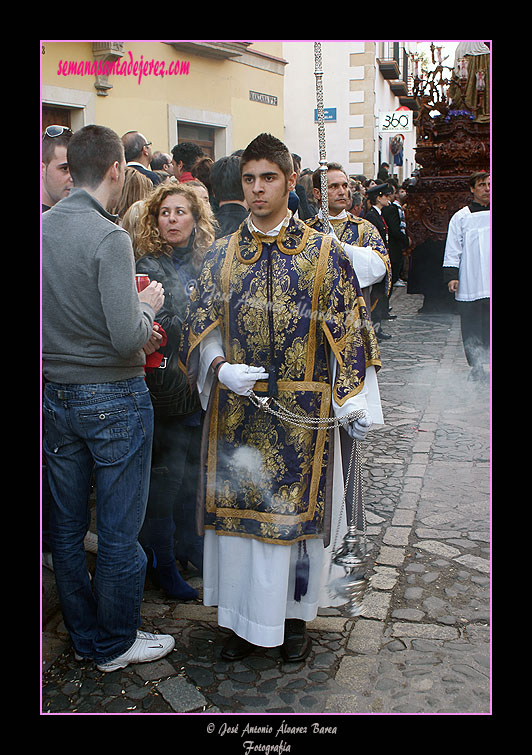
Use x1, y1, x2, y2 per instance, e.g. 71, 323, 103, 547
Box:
96, 630, 175, 673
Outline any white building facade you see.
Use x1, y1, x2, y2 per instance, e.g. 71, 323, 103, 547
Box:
282, 40, 419, 183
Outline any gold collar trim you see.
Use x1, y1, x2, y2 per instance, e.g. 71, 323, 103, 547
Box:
235, 218, 312, 265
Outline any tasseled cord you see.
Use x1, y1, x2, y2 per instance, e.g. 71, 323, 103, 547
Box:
294, 540, 310, 602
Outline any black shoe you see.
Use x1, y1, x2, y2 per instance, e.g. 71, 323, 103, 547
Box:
280, 619, 312, 663
376, 330, 392, 341
220, 632, 256, 661
145, 547, 198, 601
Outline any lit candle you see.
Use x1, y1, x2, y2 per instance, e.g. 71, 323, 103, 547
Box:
436, 46, 442, 64
459, 57, 468, 80
476, 70, 485, 91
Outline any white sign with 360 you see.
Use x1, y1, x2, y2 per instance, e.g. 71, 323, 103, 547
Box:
378, 110, 413, 133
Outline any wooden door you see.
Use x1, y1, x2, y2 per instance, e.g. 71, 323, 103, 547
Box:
42, 107, 71, 133
177, 123, 215, 159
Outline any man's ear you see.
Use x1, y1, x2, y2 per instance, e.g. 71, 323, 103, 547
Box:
108, 160, 121, 183
287, 171, 297, 192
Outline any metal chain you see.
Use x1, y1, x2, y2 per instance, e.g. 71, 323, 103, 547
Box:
342, 433, 366, 534
326, 433, 368, 604
248, 391, 366, 430
248, 391, 366, 535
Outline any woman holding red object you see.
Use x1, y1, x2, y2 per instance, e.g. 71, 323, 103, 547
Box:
134, 183, 215, 599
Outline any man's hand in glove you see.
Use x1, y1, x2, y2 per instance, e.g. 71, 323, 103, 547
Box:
345, 410, 372, 441
217, 363, 269, 396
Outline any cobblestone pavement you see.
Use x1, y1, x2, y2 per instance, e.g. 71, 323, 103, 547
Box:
41, 287, 491, 721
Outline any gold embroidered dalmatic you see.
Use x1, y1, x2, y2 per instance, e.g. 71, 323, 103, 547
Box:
306, 211, 392, 296
179, 215, 378, 545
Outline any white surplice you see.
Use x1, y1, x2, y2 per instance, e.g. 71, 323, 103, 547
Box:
442, 206, 490, 302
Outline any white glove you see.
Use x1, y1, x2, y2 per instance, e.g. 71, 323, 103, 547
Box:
217, 362, 269, 396
345, 409, 372, 441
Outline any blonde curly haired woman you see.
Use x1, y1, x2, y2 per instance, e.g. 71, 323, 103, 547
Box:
135, 183, 215, 600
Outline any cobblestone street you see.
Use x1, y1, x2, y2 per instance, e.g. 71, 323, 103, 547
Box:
42, 286, 491, 720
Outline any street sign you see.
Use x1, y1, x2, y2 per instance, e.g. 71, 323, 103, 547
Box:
378, 110, 413, 133
314, 107, 337, 122
249, 90, 278, 106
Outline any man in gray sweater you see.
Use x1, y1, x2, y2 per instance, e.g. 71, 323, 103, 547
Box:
42, 125, 176, 673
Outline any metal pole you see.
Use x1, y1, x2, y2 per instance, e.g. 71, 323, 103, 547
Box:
314, 42, 372, 615
314, 42, 331, 232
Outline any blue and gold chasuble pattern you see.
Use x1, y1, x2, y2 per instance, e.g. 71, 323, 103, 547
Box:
306, 212, 392, 296
179, 215, 380, 545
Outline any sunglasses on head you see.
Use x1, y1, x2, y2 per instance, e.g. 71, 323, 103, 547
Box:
43, 125, 73, 139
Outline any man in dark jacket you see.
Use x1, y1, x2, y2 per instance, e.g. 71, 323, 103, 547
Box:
210, 155, 249, 238
291, 153, 314, 220
122, 130, 162, 185
382, 180, 409, 287
377, 161, 390, 182
365, 182, 394, 340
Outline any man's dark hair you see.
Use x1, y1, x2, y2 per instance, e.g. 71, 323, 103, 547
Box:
68, 125, 124, 188
210, 155, 244, 202
171, 142, 204, 171
150, 151, 170, 170
469, 170, 490, 188
240, 133, 294, 181
351, 191, 363, 208
312, 161, 346, 190
121, 131, 148, 162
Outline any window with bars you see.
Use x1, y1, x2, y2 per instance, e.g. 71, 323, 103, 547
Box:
379, 42, 409, 83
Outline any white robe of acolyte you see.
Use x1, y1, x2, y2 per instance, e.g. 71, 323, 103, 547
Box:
442, 206, 490, 302
194, 217, 384, 647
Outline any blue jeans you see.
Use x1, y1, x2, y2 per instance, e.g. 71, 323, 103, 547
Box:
43, 377, 154, 664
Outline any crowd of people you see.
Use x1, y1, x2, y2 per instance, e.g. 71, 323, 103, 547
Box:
41, 122, 489, 674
